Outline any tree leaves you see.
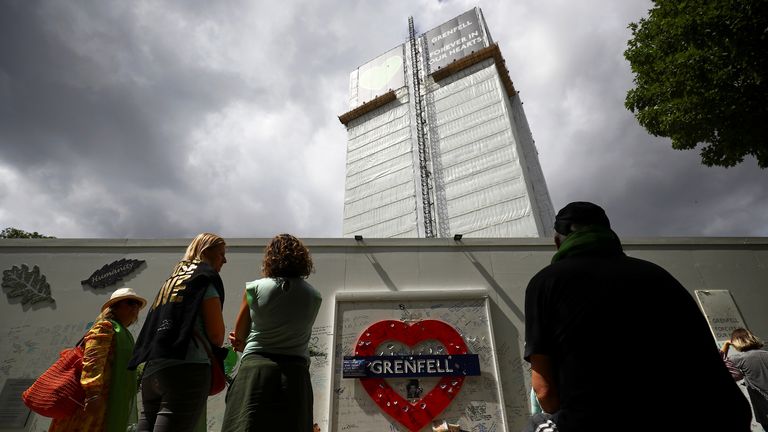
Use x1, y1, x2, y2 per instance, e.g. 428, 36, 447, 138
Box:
2, 264, 55, 305
0, 227, 54, 238
624, 0, 768, 168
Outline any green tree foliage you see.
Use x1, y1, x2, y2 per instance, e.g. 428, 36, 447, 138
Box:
0, 227, 55, 239
625, 0, 768, 168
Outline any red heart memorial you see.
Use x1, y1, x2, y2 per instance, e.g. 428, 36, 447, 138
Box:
354, 320, 469, 432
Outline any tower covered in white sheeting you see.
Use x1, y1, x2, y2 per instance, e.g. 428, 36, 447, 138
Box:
339, 8, 555, 238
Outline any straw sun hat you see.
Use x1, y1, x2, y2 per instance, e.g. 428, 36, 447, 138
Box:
101, 287, 148, 312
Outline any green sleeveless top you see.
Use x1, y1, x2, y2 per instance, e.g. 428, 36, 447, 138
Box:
106, 319, 138, 432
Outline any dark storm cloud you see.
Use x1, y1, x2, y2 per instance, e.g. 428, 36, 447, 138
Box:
547, 108, 768, 237
0, 1, 304, 237
0, 2, 256, 178
0, 0, 765, 238
488, 0, 767, 237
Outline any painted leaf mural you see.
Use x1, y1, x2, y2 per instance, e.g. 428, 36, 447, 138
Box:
81, 258, 145, 289
2, 264, 55, 304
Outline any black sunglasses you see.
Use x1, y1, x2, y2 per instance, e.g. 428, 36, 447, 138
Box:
121, 299, 143, 307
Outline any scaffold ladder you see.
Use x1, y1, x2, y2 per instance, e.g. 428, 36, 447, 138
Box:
408, 16, 435, 238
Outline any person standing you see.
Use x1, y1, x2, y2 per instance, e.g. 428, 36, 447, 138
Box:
129, 233, 227, 432
722, 328, 768, 431
49, 287, 147, 432
523, 201, 751, 432
222, 233, 322, 432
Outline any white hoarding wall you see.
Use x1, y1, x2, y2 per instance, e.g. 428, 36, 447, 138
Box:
1, 239, 768, 431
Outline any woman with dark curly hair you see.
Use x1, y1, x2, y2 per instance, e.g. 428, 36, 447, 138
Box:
222, 234, 322, 432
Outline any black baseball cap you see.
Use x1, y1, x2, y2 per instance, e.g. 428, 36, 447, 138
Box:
554, 201, 611, 235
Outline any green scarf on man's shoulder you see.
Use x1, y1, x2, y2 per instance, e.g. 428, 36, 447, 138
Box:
552, 225, 624, 263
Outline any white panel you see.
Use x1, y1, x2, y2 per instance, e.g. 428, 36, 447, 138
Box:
432, 61, 497, 102
349, 45, 406, 110
343, 212, 419, 237
462, 217, 539, 237
430, 60, 543, 238
344, 182, 415, 219
447, 180, 528, 214
444, 163, 522, 199
507, 94, 556, 236
342, 85, 418, 238
436, 103, 505, 138
451, 198, 533, 234
347, 128, 411, 164
348, 69, 359, 108
440, 130, 515, 169
441, 147, 516, 184
435, 92, 500, 126
388, 228, 420, 238
438, 116, 510, 154
347, 137, 412, 174
345, 152, 413, 190
344, 198, 417, 232
347, 105, 410, 145
433, 69, 497, 110
344, 164, 414, 202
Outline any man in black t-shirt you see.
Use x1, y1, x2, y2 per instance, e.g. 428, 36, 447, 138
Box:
523, 202, 751, 432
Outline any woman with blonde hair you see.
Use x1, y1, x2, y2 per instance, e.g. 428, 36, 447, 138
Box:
129, 233, 227, 432
722, 328, 768, 430
222, 233, 322, 432
49, 288, 147, 432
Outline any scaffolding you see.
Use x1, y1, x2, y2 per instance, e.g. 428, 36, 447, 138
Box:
340, 8, 555, 238
408, 16, 435, 238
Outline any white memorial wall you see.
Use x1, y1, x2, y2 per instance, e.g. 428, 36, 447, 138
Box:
1, 237, 767, 431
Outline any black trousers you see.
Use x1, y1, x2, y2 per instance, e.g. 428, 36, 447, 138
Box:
138, 363, 210, 432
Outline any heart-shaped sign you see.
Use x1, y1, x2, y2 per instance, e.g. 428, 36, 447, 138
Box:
354, 320, 468, 432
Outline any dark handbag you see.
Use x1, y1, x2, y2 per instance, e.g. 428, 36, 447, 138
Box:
193, 330, 228, 395
720, 350, 744, 381
22, 337, 86, 418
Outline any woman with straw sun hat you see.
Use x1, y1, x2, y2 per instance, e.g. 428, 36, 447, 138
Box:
49, 287, 147, 432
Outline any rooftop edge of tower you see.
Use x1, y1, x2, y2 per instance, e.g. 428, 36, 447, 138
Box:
338, 43, 515, 126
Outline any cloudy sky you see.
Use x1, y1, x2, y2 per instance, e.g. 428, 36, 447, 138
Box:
1, 0, 766, 238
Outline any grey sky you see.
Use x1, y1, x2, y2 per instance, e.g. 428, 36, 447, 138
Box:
1, 0, 766, 238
